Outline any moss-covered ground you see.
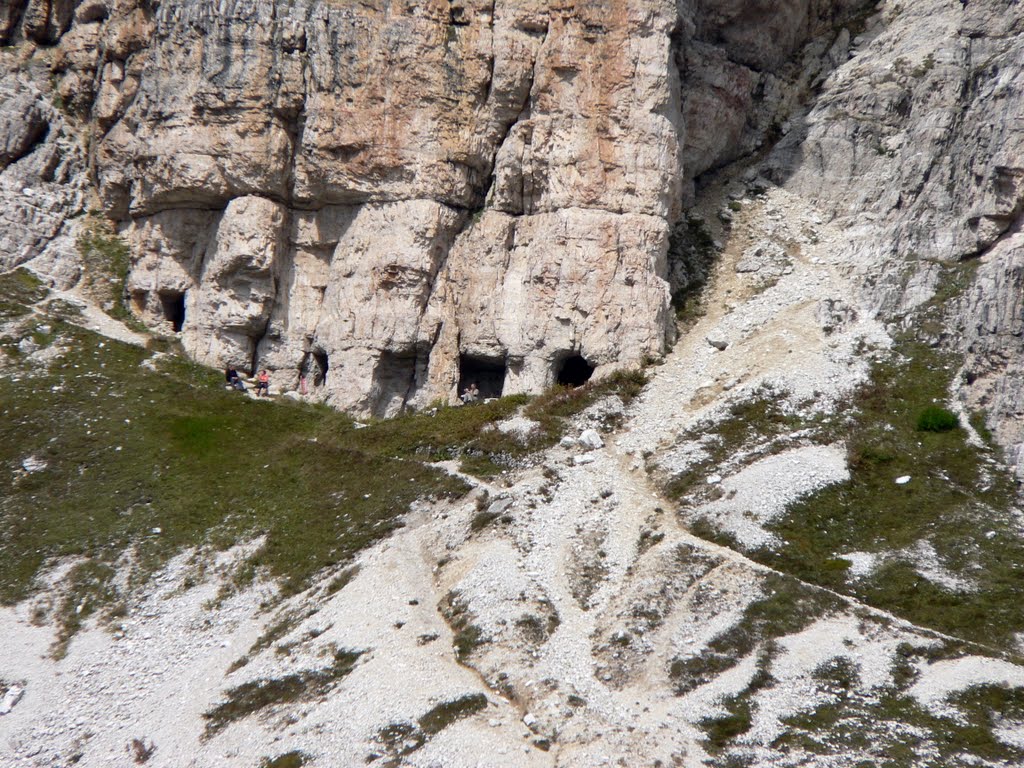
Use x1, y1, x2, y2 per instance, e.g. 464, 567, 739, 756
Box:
759, 341, 1023, 650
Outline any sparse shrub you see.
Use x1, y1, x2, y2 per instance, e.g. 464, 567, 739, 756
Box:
203, 648, 363, 736
417, 693, 487, 736
259, 752, 309, 768
440, 592, 489, 661
469, 510, 501, 532
77, 218, 131, 320
916, 406, 959, 433
129, 738, 156, 764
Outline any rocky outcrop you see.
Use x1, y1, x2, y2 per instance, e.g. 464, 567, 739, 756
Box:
0, 57, 88, 287
0, 0, 878, 416
2, 0, 1023, 470
93, 0, 689, 413
755, 0, 1024, 475
767, 0, 1024, 267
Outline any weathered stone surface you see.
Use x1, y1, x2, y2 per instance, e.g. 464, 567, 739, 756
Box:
958, 237, 1024, 477
768, 0, 1024, 266
89, 0, 691, 412
22, 0, 79, 44
753, 0, 1024, 474
0, 84, 46, 169
2, 0, 1024, 472
0, 64, 88, 286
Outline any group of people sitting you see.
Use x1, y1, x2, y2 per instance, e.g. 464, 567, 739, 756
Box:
225, 367, 271, 396
226, 367, 485, 406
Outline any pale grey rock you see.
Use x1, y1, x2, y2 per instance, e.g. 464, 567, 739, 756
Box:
957, 232, 1024, 478
816, 298, 858, 335
21, 455, 46, 472
0, 684, 24, 715
735, 242, 788, 276
578, 429, 604, 451
487, 497, 515, 517
0, 87, 47, 170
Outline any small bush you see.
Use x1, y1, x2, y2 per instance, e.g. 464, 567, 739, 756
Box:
916, 406, 959, 433
418, 693, 488, 736
469, 510, 501, 532
129, 738, 156, 764
259, 752, 309, 768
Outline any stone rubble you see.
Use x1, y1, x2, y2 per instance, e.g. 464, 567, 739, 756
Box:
1, 0, 1024, 765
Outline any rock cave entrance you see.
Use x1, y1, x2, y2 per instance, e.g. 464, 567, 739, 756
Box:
556, 354, 594, 387
371, 350, 418, 417
300, 350, 329, 388
312, 351, 329, 386
159, 291, 186, 333
458, 354, 506, 399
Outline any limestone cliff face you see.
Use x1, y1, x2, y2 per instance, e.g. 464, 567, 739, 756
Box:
0, 0, 875, 416
98, 0, 687, 414
759, 0, 1024, 474
2, 0, 1023, 462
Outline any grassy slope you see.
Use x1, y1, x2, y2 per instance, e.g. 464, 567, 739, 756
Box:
669, 338, 1024, 651
655, 259, 1024, 765
0, 314, 467, 634
0, 269, 643, 648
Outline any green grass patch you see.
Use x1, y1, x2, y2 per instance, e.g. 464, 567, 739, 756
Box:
697, 649, 775, 755
440, 592, 487, 662
417, 692, 488, 736
259, 752, 309, 768
663, 390, 829, 501
370, 693, 488, 767
0, 269, 47, 320
0, 322, 470, 614
204, 648, 363, 736
777, 679, 1024, 766
670, 574, 840, 695
757, 341, 1022, 649
701, 694, 754, 752
0, 272, 649, 649
916, 406, 959, 433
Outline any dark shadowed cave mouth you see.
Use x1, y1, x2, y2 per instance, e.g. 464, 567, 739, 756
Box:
159, 291, 186, 333
312, 351, 328, 386
557, 354, 594, 387
458, 354, 506, 399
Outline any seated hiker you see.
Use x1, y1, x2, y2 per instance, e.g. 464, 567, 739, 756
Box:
225, 367, 245, 391
460, 382, 480, 404
255, 369, 270, 396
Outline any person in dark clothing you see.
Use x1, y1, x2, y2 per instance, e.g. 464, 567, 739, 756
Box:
225, 367, 245, 391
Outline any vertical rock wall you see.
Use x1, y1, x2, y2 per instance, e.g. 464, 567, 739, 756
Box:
0, 0, 870, 416
98, 0, 686, 414
12, 0, 1024, 458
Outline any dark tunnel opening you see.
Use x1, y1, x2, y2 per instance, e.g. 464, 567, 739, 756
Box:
458, 354, 506, 400
159, 291, 186, 333
556, 354, 594, 387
